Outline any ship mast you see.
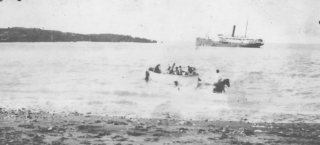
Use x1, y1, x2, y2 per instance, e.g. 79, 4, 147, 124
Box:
207, 15, 212, 39
245, 16, 248, 37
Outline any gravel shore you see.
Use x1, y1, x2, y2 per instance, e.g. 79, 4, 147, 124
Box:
1, 108, 320, 145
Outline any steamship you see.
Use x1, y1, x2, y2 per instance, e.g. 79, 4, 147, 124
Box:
196, 25, 264, 48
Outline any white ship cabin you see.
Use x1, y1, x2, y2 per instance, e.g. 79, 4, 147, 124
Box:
218, 35, 263, 44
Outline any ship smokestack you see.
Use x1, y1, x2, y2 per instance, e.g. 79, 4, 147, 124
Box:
232, 25, 236, 37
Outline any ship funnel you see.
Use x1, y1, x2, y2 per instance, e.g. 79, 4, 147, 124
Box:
232, 25, 236, 37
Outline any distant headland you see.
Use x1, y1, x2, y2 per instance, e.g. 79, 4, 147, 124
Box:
0, 27, 157, 43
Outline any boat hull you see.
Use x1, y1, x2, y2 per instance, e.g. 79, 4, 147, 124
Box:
196, 38, 264, 48
212, 42, 264, 48
149, 71, 198, 87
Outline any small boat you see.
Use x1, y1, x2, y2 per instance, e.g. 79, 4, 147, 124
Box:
148, 71, 199, 87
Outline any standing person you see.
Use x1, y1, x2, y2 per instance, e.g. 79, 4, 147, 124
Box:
214, 69, 222, 84
178, 66, 183, 75
174, 67, 179, 75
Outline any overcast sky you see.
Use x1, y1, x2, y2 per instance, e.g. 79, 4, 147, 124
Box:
0, 0, 319, 43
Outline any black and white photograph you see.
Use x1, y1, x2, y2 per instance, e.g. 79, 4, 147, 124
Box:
0, 0, 320, 144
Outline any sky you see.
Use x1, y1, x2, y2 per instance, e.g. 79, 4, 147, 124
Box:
0, 0, 319, 43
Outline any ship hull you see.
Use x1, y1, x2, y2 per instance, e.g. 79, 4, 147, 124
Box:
212, 42, 263, 48
196, 38, 263, 48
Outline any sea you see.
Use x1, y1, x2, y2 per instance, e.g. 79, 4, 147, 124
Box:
0, 42, 319, 123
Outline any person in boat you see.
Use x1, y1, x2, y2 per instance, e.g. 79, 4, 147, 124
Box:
178, 66, 183, 75
169, 69, 174, 74
168, 63, 175, 74
192, 67, 198, 76
173, 67, 179, 75
154, 64, 162, 74
179, 66, 188, 75
186, 66, 197, 76
167, 64, 171, 73
188, 66, 193, 75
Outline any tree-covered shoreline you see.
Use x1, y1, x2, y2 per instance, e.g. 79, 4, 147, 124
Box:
0, 27, 157, 43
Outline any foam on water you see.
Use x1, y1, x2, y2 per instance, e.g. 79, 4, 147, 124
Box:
0, 42, 320, 123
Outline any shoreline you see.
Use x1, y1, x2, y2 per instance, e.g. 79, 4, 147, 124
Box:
1, 108, 320, 144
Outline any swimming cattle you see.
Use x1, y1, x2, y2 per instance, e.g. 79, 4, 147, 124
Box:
213, 79, 230, 93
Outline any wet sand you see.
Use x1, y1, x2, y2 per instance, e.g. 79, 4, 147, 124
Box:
1, 108, 320, 145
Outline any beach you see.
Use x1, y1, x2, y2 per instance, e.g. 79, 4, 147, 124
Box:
1, 108, 320, 144
1, 42, 320, 144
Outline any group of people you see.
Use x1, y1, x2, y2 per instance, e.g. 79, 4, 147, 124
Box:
148, 64, 227, 93
150, 64, 223, 84
152, 63, 198, 76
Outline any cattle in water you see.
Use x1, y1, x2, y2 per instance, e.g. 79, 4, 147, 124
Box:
213, 79, 230, 93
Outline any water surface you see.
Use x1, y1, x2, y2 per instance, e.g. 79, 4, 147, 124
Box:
0, 42, 319, 122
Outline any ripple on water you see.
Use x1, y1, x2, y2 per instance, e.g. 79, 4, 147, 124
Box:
310, 74, 320, 78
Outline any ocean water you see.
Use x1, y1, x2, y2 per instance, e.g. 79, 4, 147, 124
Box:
0, 42, 319, 123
